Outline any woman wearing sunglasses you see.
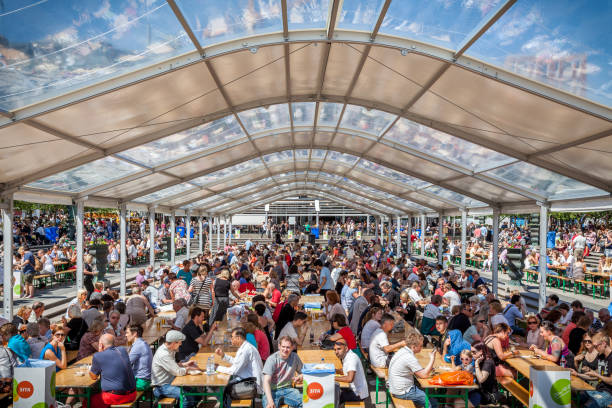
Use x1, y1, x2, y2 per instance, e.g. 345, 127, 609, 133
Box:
522, 314, 544, 349
40, 325, 67, 371
571, 334, 600, 387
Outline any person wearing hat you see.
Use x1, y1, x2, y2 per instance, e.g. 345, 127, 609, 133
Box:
151, 330, 199, 408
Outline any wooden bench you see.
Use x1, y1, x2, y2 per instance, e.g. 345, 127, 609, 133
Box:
575, 279, 606, 299
110, 391, 144, 408
231, 400, 253, 407
499, 376, 528, 407
391, 395, 417, 408
157, 397, 176, 407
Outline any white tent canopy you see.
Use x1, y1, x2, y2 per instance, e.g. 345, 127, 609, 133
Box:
0, 0, 609, 217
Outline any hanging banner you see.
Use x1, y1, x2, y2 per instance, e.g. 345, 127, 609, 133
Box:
322, 230, 328, 240
356, 231, 362, 240
13, 271, 24, 297
288, 230, 294, 240
235, 229, 241, 239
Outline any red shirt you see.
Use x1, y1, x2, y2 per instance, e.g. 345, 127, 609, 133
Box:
270, 289, 282, 305
239, 282, 256, 293
273, 301, 286, 322
338, 326, 357, 350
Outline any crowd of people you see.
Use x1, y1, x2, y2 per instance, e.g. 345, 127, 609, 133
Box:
1, 214, 612, 407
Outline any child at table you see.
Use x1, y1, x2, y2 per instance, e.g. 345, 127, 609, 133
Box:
451, 349, 475, 374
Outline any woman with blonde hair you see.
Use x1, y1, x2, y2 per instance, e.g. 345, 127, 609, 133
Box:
12, 306, 31, 327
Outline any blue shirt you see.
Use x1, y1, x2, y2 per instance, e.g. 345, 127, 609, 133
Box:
8, 335, 31, 363
177, 269, 192, 286
91, 347, 136, 392
341, 285, 356, 310
40, 343, 62, 372
246, 333, 257, 349
22, 251, 36, 274
128, 338, 153, 380
319, 267, 333, 290
503, 304, 523, 327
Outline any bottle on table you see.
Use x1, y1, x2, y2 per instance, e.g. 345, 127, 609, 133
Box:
207, 356, 215, 375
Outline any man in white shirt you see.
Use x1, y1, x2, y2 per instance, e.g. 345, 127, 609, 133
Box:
369, 314, 407, 368
215, 327, 263, 407
388, 331, 438, 407
572, 231, 586, 258
333, 338, 369, 404
442, 284, 461, 310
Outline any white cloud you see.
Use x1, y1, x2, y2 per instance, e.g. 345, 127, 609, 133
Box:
521, 35, 570, 59
496, 10, 541, 45
432, 34, 451, 43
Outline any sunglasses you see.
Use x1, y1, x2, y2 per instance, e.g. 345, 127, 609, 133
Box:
19, 330, 26, 334
478, 320, 486, 323
528, 322, 538, 325
583, 340, 592, 344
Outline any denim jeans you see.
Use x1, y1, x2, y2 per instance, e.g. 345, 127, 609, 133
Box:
394, 386, 438, 408
262, 387, 302, 408
153, 384, 196, 408
582, 390, 612, 408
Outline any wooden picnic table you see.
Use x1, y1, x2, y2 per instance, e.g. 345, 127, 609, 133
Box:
413, 348, 477, 408
171, 351, 234, 408
297, 349, 342, 370
56, 355, 96, 407
300, 295, 324, 305
505, 348, 594, 391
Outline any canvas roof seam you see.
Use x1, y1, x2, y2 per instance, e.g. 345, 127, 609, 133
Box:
314, 0, 393, 185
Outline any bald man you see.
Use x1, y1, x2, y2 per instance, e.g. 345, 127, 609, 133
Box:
89, 333, 137, 407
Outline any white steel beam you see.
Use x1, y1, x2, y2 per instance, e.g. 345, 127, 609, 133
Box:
2, 195, 13, 319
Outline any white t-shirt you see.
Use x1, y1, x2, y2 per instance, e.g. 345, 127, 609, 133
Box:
278, 322, 298, 341
369, 328, 390, 368
361, 320, 381, 349
342, 350, 369, 399
408, 288, 423, 303
443, 290, 461, 309
388, 346, 423, 395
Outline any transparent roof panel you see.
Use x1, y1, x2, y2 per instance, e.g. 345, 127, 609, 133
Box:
422, 185, 487, 208
357, 159, 431, 189
263, 150, 293, 163
239, 104, 291, 134
295, 149, 310, 159
340, 105, 396, 136
311, 149, 327, 159
118, 116, 245, 167
317, 102, 344, 127
176, 0, 282, 48
327, 150, 359, 165
191, 158, 262, 185
185, 194, 224, 209
317, 172, 344, 182
288, 0, 330, 30
384, 118, 514, 172
380, 0, 503, 50
134, 183, 195, 203
483, 161, 607, 200
0, 0, 192, 110
292, 102, 316, 127
338, 0, 386, 32
27, 156, 141, 193
467, 0, 612, 106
